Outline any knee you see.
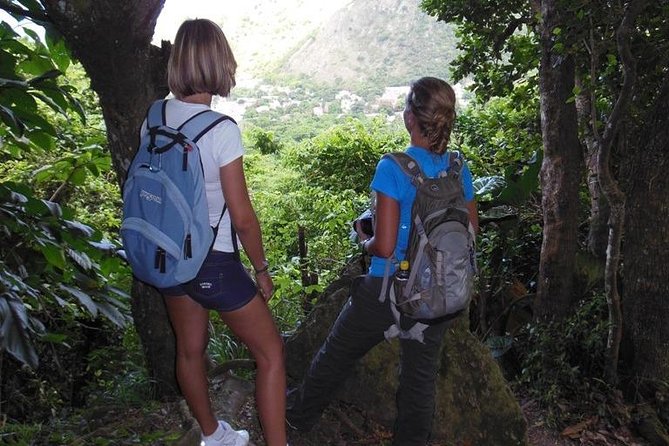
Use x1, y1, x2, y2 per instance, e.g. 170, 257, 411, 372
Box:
176, 340, 208, 362
254, 338, 285, 372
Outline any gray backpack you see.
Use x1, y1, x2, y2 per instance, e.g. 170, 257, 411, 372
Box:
379, 152, 476, 342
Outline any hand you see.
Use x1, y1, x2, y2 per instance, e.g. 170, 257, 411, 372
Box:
355, 219, 370, 242
255, 271, 274, 302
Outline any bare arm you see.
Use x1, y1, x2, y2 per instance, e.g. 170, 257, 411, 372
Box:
219, 157, 273, 300
357, 192, 399, 259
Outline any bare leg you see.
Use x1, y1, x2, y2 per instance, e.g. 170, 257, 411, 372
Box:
220, 295, 286, 446
164, 294, 219, 435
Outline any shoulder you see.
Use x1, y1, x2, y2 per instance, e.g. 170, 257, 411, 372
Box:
372, 153, 412, 200
202, 116, 244, 166
210, 116, 240, 138
376, 154, 409, 182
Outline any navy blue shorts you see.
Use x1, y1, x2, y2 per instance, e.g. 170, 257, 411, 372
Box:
159, 251, 257, 312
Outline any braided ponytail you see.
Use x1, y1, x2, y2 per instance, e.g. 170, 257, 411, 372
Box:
406, 77, 456, 155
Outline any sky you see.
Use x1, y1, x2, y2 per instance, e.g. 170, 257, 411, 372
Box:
0, 1, 230, 44
153, 0, 226, 44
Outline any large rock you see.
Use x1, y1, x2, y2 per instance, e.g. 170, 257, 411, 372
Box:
286, 256, 527, 445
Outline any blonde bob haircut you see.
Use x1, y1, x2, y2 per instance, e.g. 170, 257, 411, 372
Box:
168, 19, 237, 99
406, 77, 456, 155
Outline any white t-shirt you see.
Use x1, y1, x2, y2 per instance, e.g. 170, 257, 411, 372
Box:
139, 98, 244, 252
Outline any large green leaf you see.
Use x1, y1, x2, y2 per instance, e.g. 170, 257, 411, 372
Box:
64, 219, 94, 238
496, 151, 542, 205
26, 129, 56, 150
0, 103, 24, 133
1, 87, 38, 112
0, 295, 39, 368
13, 0, 45, 15
33, 83, 71, 115
45, 33, 70, 73
58, 284, 98, 317
66, 247, 93, 270
40, 243, 66, 269
0, 77, 28, 88
27, 69, 61, 84
473, 175, 506, 199
17, 52, 55, 76
0, 48, 19, 78
95, 299, 128, 328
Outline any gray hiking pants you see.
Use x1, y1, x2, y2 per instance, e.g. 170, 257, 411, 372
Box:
287, 275, 450, 445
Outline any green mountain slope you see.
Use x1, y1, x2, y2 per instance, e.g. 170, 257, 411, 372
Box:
276, 0, 458, 87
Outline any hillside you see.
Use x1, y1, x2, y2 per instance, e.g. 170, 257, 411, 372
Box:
277, 0, 458, 87
155, 0, 459, 89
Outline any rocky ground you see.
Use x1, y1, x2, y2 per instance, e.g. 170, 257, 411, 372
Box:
50, 368, 652, 446
169, 371, 650, 446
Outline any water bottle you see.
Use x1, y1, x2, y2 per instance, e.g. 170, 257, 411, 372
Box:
394, 260, 410, 294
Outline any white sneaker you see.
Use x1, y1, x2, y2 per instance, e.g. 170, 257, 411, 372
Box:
200, 420, 250, 446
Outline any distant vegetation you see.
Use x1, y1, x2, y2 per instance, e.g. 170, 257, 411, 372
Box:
211, 0, 463, 142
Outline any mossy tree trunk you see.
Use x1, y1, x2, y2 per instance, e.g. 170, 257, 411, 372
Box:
621, 76, 669, 392
39, 0, 177, 398
533, 0, 583, 321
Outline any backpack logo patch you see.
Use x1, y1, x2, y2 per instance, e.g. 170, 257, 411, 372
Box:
139, 189, 162, 204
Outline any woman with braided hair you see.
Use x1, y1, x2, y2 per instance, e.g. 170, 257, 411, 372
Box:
287, 77, 479, 445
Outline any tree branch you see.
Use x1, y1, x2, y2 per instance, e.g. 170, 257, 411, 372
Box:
600, 0, 646, 150
0, 0, 49, 22
493, 18, 523, 56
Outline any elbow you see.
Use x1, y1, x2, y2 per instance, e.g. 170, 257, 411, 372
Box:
374, 244, 395, 259
231, 213, 257, 236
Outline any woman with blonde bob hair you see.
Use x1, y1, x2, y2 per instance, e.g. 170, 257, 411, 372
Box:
287, 76, 479, 445
151, 19, 286, 446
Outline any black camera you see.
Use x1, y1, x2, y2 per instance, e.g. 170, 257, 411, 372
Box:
353, 209, 374, 237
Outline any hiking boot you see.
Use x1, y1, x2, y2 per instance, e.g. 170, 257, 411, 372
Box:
285, 387, 318, 432
200, 420, 249, 446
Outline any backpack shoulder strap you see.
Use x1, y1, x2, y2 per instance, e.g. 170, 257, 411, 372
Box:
447, 150, 463, 176
146, 99, 167, 129
178, 109, 236, 143
382, 152, 426, 186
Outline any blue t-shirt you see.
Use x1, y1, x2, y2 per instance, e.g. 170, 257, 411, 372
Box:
368, 146, 475, 277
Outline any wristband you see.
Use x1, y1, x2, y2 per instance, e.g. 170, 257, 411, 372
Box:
254, 260, 269, 275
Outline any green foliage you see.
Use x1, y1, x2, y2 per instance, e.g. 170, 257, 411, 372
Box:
82, 327, 152, 407
0, 21, 84, 158
253, 184, 366, 305
0, 182, 130, 368
455, 85, 541, 178
238, 116, 407, 329
0, 15, 129, 381
514, 293, 613, 426
421, 0, 538, 100
284, 117, 407, 194
472, 195, 542, 341
0, 422, 42, 445
246, 126, 283, 155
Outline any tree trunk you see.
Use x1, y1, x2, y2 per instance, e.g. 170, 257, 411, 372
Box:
40, 0, 178, 397
621, 75, 669, 391
534, 0, 583, 320
593, 0, 645, 386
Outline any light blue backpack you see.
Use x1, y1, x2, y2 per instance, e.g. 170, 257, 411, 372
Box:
121, 99, 233, 288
